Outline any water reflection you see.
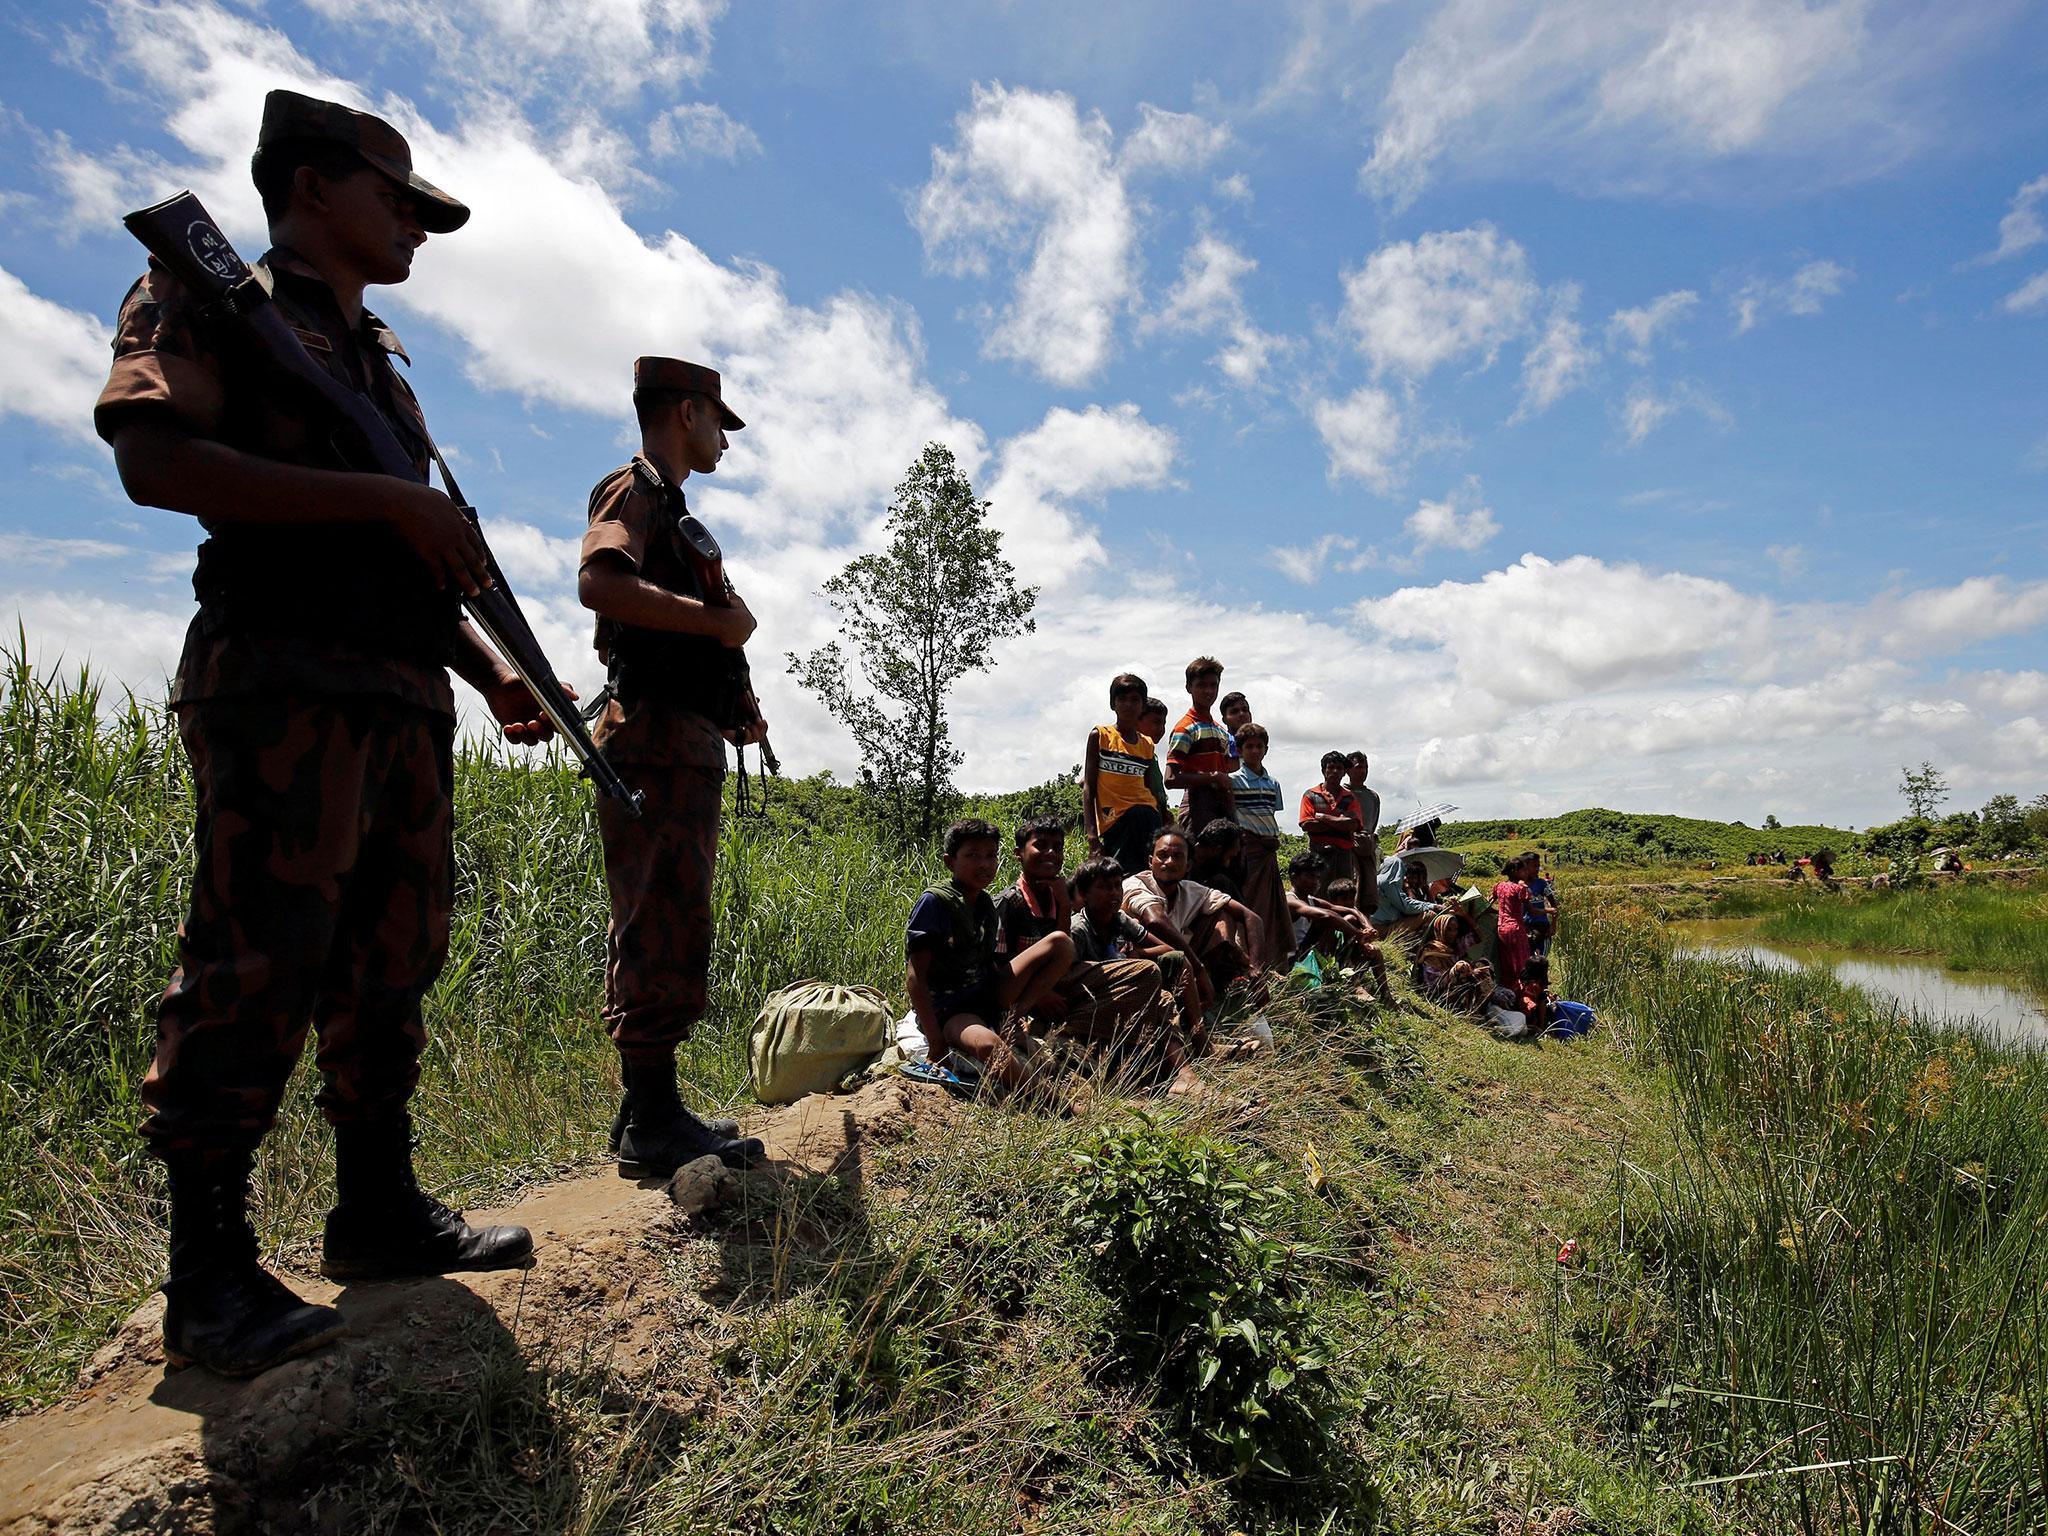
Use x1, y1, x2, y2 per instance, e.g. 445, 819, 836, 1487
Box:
1668, 921, 2048, 1044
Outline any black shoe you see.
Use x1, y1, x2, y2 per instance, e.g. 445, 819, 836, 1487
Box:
320, 1118, 534, 1282
607, 1092, 739, 1153
617, 1058, 764, 1175
617, 1107, 765, 1176
162, 1151, 345, 1377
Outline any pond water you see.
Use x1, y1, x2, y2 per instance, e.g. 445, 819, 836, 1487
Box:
1666, 918, 2048, 1044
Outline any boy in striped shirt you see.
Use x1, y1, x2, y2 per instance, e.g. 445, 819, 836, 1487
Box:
1229, 723, 1293, 967
1166, 656, 1235, 833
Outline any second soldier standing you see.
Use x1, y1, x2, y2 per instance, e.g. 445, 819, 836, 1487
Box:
579, 358, 767, 1174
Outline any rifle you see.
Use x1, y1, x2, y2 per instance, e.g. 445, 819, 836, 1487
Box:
647, 469, 781, 812
123, 191, 643, 818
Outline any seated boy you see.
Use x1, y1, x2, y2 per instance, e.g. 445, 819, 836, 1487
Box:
1123, 826, 1268, 1025
1229, 723, 1294, 968
1084, 673, 1164, 876
1283, 853, 1395, 1003
1067, 857, 1207, 1097
993, 816, 1177, 1049
905, 819, 1073, 1092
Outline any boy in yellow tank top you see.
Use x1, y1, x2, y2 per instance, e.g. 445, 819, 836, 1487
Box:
1084, 672, 1164, 876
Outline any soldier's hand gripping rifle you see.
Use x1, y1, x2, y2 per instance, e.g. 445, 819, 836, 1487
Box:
123, 191, 643, 817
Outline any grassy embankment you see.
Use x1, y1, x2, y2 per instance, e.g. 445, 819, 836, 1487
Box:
1440, 808, 1858, 885
1702, 877, 2048, 995
10, 652, 2047, 1530
3, 656, 1735, 1531
1558, 899, 2048, 1533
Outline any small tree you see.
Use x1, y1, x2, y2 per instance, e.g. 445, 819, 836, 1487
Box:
787, 443, 1037, 845
1762, 813, 1781, 831
1899, 761, 1949, 821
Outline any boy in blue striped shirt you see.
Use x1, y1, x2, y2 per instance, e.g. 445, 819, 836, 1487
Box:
1229, 723, 1292, 968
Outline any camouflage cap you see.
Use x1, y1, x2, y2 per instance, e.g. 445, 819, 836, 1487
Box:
258, 89, 469, 234
633, 357, 744, 431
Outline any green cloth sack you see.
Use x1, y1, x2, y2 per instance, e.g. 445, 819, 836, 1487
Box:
749, 980, 894, 1105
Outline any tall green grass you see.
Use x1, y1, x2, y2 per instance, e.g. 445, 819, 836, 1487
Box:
1560, 901, 2048, 1532
1707, 877, 2048, 994
0, 653, 926, 1411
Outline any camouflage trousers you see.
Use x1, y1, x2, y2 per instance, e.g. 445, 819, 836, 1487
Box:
142, 695, 453, 1154
596, 763, 724, 1065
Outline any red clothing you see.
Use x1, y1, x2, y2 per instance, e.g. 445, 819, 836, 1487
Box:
1299, 785, 1361, 851
1493, 879, 1531, 982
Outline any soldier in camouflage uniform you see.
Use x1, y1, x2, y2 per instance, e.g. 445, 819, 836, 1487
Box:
578, 357, 765, 1175
94, 90, 543, 1378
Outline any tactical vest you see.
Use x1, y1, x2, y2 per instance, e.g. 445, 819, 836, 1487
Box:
190, 255, 459, 666
596, 460, 750, 727
918, 881, 998, 999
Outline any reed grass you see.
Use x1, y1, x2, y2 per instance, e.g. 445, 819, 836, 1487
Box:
1708, 876, 2048, 994
1559, 900, 2048, 1532
0, 651, 923, 1411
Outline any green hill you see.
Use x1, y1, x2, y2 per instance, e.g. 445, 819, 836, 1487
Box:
1437, 806, 1853, 871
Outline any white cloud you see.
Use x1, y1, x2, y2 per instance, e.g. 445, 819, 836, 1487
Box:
1621, 380, 1729, 444
912, 83, 1136, 387
1514, 284, 1596, 420
0, 532, 130, 568
2002, 269, 2048, 315
1117, 103, 1231, 176
1213, 172, 1253, 204
1733, 258, 1849, 331
1965, 670, 2048, 713
0, 266, 111, 444
1607, 288, 1699, 362
1340, 225, 1538, 379
984, 403, 1176, 590
1405, 479, 1498, 553
1593, 4, 1857, 152
1311, 387, 1403, 490
648, 102, 760, 162
1270, 533, 1379, 585
1357, 0, 1966, 207
1766, 542, 1807, 578
1150, 232, 1285, 386
1361, 552, 1774, 706
298, 0, 726, 104
1973, 172, 2048, 264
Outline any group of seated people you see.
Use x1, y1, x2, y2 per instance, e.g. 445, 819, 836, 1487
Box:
901, 657, 1580, 1095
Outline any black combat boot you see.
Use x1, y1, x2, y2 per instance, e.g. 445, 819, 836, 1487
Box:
607, 1093, 740, 1154
320, 1117, 535, 1281
616, 1056, 765, 1176
161, 1150, 346, 1376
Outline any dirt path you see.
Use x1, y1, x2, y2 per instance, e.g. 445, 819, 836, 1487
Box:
0, 1079, 954, 1536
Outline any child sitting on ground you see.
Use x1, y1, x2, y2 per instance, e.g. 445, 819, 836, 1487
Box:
905, 818, 1074, 1092
1515, 955, 1553, 1037
1283, 853, 1396, 1003
1084, 673, 1164, 876
1230, 723, 1294, 969
1066, 857, 1208, 1096
994, 817, 1179, 1051
1124, 825, 1269, 1027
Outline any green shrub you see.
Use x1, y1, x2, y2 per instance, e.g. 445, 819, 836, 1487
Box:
1063, 1113, 1339, 1480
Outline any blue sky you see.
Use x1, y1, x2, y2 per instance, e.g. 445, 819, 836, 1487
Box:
2, 0, 2045, 828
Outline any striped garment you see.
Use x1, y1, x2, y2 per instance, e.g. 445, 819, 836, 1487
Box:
1230, 766, 1282, 839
